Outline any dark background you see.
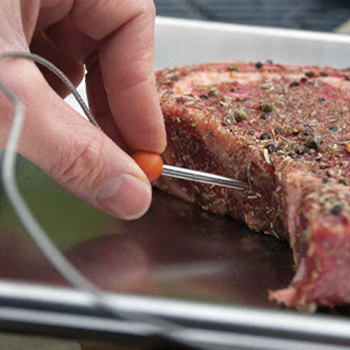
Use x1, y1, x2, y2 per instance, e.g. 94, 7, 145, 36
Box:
154, 0, 350, 32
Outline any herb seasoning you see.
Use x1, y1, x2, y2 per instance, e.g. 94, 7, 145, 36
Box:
156, 60, 350, 309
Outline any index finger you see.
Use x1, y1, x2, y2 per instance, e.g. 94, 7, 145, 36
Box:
70, 0, 166, 153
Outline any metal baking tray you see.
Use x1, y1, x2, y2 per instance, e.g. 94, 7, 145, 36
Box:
2, 16, 350, 349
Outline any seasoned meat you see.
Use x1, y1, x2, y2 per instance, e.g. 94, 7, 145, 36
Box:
155, 61, 350, 311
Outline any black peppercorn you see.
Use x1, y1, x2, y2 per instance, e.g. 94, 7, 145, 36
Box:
260, 132, 272, 140
331, 205, 342, 215
305, 136, 321, 150
290, 81, 300, 88
305, 71, 314, 78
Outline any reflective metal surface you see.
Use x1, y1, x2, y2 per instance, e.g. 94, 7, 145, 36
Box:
1, 281, 350, 350
162, 164, 249, 190
0, 156, 300, 348
0, 156, 293, 308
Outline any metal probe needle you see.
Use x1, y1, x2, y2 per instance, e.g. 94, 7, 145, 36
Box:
161, 164, 249, 190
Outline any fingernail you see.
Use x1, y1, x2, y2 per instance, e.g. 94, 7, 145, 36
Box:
96, 174, 151, 220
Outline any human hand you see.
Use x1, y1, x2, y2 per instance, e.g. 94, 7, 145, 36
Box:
0, 0, 166, 219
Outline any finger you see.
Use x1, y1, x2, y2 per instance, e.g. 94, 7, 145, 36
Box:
30, 33, 85, 98
70, 0, 166, 153
84, 60, 126, 148
36, 17, 125, 146
0, 57, 152, 220
43, 16, 100, 65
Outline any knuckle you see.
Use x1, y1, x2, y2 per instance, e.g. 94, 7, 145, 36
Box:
53, 136, 107, 193
71, 0, 156, 40
133, 0, 156, 31
140, 0, 156, 20
0, 63, 34, 134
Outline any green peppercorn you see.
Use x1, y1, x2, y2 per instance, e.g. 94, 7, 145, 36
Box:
261, 102, 273, 113
234, 109, 247, 122
228, 64, 239, 72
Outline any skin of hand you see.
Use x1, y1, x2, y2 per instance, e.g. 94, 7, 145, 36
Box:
0, 0, 166, 220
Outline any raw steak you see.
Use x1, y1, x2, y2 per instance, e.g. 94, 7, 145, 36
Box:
155, 61, 350, 311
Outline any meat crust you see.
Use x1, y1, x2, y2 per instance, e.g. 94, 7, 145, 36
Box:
155, 61, 350, 311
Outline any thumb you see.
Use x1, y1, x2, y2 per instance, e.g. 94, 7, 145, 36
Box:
1, 58, 152, 220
